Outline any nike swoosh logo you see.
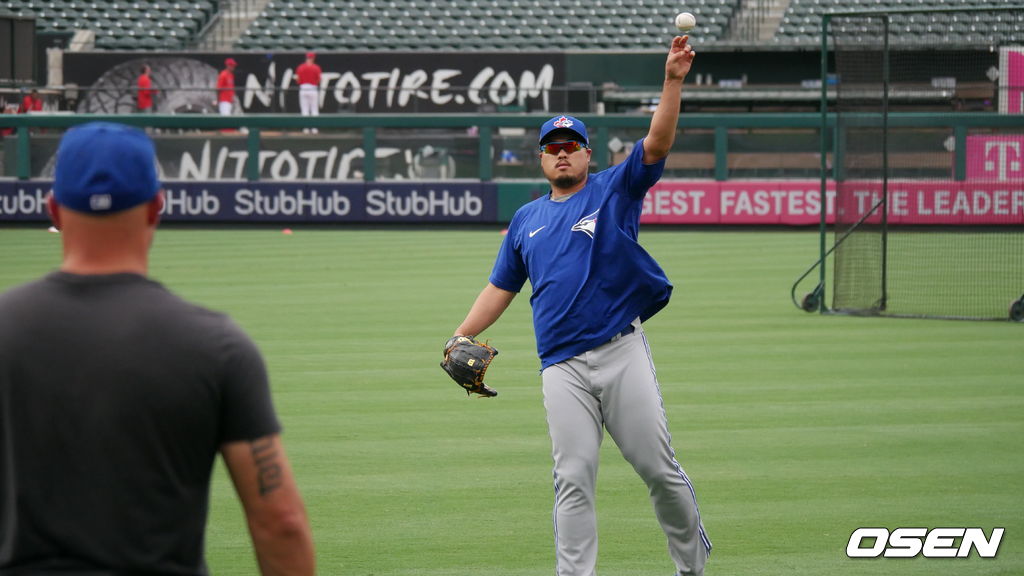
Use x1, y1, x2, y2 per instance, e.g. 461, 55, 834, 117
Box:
529, 226, 546, 238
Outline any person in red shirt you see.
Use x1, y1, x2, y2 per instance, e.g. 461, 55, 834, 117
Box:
136, 65, 157, 113
217, 58, 237, 116
1, 104, 18, 137
295, 52, 322, 134
18, 89, 43, 114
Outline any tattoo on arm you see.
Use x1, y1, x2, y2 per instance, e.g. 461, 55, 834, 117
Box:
250, 437, 284, 496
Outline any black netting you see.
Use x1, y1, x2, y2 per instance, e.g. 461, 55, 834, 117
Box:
829, 8, 1024, 320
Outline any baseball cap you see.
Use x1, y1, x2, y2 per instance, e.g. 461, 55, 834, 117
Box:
53, 122, 160, 214
539, 115, 588, 146
225, 57, 237, 67
306, 51, 316, 59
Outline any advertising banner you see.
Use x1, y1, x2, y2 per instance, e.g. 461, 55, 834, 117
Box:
999, 46, 1024, 115
63, 52, 565, 114
0, 181, 497, 223
6, 133, 478, 181
642, 181, 835, 225
5, 179, 1020, 225
966, 134, 1024, 181
640, 180, 1024, 225
831, 180, 1024, 226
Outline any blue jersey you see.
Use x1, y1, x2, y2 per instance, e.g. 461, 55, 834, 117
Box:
489, 139, 672, 369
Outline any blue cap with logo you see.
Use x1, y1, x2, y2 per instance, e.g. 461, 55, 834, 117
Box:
53, 122, 160, 214
539, 115, 588, 146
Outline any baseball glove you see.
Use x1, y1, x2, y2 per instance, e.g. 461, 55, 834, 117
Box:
440, 335, 499, 397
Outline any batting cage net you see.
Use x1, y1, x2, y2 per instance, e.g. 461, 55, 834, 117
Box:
826, 7, 1024, 321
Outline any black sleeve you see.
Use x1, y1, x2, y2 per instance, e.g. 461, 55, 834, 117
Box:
218, 318, 282, 443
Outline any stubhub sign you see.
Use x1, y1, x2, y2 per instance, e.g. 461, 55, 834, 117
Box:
0, 182, 497, 223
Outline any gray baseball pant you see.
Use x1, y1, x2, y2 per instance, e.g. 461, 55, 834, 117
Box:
541, 318, 711, 576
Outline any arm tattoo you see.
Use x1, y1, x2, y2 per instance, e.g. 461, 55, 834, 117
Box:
250, 437, 284, 496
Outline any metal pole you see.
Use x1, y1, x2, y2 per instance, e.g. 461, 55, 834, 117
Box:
594, 125, 609, 169
16, 126, 31, 180
246, 127, 260, 181
954, 124, 967, 181
879, 15, 890, 312
478, 125, 493, 181
818, 13, 831, 313
362, 127, 376, 182
714, 125, 728, 181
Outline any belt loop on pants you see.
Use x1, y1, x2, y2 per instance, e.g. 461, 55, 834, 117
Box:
608, 322, 635, 343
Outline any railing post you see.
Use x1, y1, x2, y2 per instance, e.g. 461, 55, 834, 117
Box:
714, 125, 728, 181
594, 125, 609, 169
246, 127, 260, 181
478, 125, 493, 181
954, 124, 967, 181
16, 127, 31, 180
362, 127, 376, 182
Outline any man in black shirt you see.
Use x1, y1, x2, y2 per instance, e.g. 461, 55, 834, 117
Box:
0, 122, 315, 575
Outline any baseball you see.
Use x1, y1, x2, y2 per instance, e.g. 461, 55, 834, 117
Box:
675, 12, 696, 32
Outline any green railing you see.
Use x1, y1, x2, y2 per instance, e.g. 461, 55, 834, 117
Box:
3, 112, 1024, 181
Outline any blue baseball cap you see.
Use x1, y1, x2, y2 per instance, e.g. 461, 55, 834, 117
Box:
539, 115, 588, 146
53, 122, 160, 214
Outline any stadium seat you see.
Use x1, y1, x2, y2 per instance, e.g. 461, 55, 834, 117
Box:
13, 0, 213, 49
775, 0, 1023, 45
235, 0, 737, 50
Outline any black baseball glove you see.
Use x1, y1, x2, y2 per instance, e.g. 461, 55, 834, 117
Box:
440, 335, 499, 397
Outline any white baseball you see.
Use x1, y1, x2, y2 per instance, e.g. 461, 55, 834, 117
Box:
675, 12, 696, 32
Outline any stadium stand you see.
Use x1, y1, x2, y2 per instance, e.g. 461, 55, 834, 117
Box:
6, 0, 1020, 53
235, 0, 740, 51
773, 0, 1024, 46
2, 0, 217, 50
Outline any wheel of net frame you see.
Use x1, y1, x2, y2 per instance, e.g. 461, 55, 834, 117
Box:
791, 4, 1024, 322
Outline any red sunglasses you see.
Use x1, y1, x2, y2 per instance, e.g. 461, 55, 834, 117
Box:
539, 140, 587, 155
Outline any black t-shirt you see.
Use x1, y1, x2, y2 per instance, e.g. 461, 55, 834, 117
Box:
0, 272, 282, 575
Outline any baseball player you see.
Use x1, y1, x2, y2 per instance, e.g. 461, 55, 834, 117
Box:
296, 52, 322, 133
217, 58, 237, 115
450, 36, 709, 576
136, 64, 157, 113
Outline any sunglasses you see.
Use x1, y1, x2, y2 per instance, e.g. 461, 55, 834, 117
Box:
539, 140, 587, 155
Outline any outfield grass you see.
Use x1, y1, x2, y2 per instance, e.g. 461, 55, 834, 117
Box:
1, 226, 1020, 576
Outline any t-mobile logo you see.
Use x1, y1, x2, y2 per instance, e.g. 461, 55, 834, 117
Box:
984, 141, 1023, 181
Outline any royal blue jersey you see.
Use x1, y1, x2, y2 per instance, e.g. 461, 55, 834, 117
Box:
489, 139, 672, 369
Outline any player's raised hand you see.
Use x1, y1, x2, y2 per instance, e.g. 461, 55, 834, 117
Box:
666, 35, 695, 82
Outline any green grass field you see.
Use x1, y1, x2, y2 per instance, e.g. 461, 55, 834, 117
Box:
1, 225, 1020, 576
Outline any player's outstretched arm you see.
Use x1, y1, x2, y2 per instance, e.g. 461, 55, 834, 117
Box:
222, 435, 316, 576
644, 35, 696, 164
454, 282, 517, 337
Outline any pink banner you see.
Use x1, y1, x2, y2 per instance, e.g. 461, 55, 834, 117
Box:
1000, 48, 1024, 115
641, 180, 1024, 226
966, 135, 1024, 181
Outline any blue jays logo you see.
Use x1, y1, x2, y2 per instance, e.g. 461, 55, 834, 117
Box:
553, 116, 574, 129
571, 209, 599, 238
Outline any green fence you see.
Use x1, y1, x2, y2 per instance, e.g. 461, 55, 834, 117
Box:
3, 112, 1024, 182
